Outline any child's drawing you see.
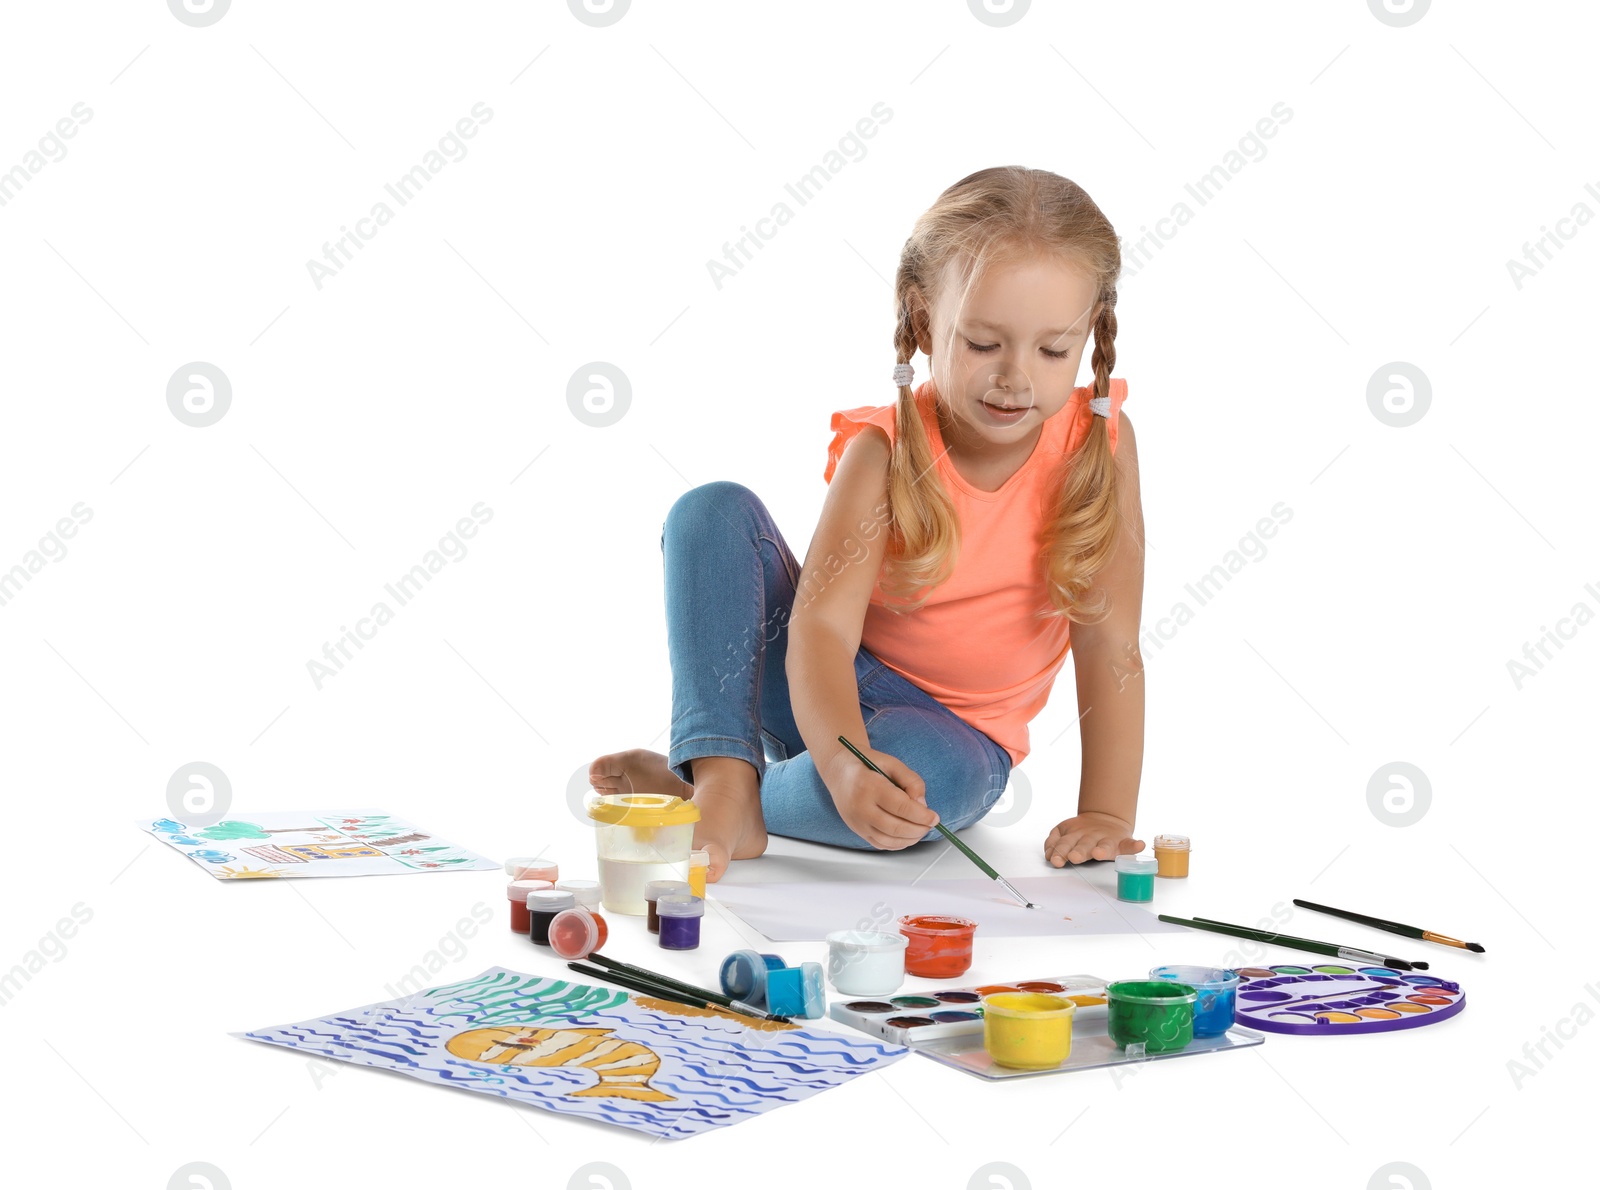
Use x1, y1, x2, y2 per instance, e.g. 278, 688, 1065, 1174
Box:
239, 967, 906, 1140
139, 809, 496, 880
445, 1026, 674, 1102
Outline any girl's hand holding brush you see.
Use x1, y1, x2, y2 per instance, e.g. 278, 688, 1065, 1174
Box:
827, 744, 939, 849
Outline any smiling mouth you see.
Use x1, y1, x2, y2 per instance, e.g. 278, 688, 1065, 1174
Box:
983, 399, 1027, 412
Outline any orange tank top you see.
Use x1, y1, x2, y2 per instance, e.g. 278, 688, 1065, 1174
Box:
823, 377, 1129, 766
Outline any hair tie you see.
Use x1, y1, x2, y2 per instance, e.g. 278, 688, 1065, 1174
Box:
892, 363, 914, 387
1089, 395, 1111, 418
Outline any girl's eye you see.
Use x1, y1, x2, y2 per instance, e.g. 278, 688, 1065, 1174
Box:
965, 339, 1071, 360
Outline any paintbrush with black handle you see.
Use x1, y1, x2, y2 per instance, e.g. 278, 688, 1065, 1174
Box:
1293, 898, 1485, 953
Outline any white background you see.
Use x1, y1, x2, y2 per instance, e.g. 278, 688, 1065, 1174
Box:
1, 2, 1594, 1188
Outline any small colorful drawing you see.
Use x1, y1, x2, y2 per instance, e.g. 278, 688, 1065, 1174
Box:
139, 810, 497, 880
196, 821, 324, 842
283, 844, 386, 861
241, 845, 308, 864
238, 968, 906, 1139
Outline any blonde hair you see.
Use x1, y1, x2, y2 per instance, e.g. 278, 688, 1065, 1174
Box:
883, 165, 1123, 624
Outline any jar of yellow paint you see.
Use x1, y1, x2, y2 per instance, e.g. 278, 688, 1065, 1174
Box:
1153, 833, 1191, 878
688, 849, 710, 898
981, 992, 1076, 1070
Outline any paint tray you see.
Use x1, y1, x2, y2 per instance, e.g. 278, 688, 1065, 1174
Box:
827, 973, 1264, 1081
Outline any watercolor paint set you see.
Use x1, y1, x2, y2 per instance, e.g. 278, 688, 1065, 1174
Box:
830, 974, 1109, 1043
1232, 964, 1465, 1034
827, 973, 1265, 1080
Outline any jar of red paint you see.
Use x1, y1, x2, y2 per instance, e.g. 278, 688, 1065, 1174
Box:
506, 879, 554, 933
547, 907, 609, 960
898, 914, 978, 979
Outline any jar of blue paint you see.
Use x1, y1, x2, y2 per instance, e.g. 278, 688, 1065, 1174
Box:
720, 950, 787, 1005
1150, 965, 1241, 1037
656, 893, 704, 951
1114, 855, 1159, 902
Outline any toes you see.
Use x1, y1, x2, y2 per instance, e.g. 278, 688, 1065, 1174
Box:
703, 844, 730, 883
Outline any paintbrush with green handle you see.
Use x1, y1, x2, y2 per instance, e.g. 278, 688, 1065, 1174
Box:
837, 733, 1035, 909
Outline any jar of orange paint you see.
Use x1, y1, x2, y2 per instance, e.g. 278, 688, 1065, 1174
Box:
1153, 834, 1191, 878
897, 914, 977, 979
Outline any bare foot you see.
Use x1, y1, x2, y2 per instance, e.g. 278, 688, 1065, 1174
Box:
588, 749, 693, 798
688, 756, 768, 882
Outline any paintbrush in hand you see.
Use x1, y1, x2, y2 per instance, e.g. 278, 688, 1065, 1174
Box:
837, 733, 1034, 908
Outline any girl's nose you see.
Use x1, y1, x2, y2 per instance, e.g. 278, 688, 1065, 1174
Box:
990, 365, 1024, 392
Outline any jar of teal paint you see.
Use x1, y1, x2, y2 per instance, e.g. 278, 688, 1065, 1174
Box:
1114, 855, 1159, 902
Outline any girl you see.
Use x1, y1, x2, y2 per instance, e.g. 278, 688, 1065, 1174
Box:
592, 166, 1146, 883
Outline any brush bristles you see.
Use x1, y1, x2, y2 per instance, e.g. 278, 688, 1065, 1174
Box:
1466, 943, 1485, 953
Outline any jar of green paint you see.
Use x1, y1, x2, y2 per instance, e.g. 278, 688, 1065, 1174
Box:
1106, 979, 1196, 1053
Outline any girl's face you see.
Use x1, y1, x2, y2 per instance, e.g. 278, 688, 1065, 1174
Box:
923, 255, 1101, 448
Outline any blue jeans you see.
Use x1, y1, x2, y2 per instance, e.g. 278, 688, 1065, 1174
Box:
661, 481, 1012, 850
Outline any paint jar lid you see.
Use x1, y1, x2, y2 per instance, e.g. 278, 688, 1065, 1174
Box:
689, 848, 711, 867
645, 879, 691, 900
825, 929, 909, 954
721, 950, 779, 1000
1150, 964, 1238, 991
1114, 855, 1159, 876
586, 793, 701, 827
656, 893, 704, 919
504, 856, 559, 879
548, 908, 604, 959
526, 889, 576, 912
799, 961, 826, 1019
555, 879, 601, 910
1153, 834, 1190, 850
765, 966, 804, 1014
506, 878, 554, 901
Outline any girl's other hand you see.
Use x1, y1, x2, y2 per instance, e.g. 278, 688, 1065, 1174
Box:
828, 748, 939, 851
1044, 813, 1143, 866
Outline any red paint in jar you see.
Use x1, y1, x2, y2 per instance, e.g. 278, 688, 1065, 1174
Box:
506, 879, 554, 932
898, 914, 978, 979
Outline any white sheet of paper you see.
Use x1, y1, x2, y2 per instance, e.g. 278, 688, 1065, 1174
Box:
711, 874, 1189, 941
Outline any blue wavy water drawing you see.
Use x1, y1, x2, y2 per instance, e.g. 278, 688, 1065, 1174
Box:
241, 966, 906, 1139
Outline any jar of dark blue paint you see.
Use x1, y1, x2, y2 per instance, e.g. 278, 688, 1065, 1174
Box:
656, 893, 704, 951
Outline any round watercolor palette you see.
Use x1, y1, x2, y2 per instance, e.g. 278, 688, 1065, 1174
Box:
1231, 964, 1465, 1035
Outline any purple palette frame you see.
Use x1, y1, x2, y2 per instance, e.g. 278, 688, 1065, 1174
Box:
1232, 965, 1465, 1035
